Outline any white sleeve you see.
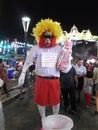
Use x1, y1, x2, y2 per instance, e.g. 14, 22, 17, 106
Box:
18, 45, 37, 86
21, 45, 37, 73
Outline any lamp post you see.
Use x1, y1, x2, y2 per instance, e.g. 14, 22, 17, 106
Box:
22, 16, 31, 59
96, 41, 98, 58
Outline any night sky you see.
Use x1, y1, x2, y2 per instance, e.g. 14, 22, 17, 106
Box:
0, 0, 98, 42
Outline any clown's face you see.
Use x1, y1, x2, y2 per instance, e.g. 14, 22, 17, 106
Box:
44, 36, 52, 47
43, 31, 52, 47
38, 31, 57, 48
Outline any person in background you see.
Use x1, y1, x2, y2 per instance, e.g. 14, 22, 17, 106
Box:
0, 59, 10, 96
83, 60, 93, 74
75, 58, 87, 103
10, 56, 16, 68
4, 60, 11, 69
58, 40, 78, 114
93, 60, 98, 114
60, 64, 78, 114
83, 71, 93, 108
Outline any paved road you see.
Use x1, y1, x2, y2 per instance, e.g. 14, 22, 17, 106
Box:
3, 95, 41, 130
3, 92, 98, 130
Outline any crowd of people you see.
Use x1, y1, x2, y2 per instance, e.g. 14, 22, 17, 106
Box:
72, 58, 98, 111
60, 57, 98, 113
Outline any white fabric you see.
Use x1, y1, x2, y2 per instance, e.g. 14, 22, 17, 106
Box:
38, 105, 45, 119
41, 52, 58, 67
18, 48, 34, 86
38, 103, 60, 126
75, 65, 87, 76
83, 86, 92, 94
38, 105, 45, 126
0, 79, 4, 88
84, 77, 93, 87
18, 53, 33, 86
18, 46, 36, 79
62, 63, 72, 73
18, 73, 26, 86
52, 103, 60, 114
83, 77, 93, 94
19, 45, 62, 78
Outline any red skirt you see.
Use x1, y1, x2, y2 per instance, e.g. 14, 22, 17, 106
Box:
34, 76, 60, 106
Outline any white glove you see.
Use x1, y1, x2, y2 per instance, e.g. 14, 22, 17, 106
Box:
18, 73, 26, 86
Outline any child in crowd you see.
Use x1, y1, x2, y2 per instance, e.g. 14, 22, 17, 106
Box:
83, 71, 93, 108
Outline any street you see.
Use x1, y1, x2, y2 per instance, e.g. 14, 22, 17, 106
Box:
3, 95, 41, 130
3, 92, 98, 130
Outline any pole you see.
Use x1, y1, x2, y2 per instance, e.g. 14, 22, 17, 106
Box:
24, 31, 28, 60
22, 16, 31, 60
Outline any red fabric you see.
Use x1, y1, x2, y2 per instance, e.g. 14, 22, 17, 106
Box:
85, 93, 92, 106
38, 36, 57, 48
34, 76, 60, 106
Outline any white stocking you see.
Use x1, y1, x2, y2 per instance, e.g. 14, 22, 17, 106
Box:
38, 105, 46, 125
52, 103, 60, 114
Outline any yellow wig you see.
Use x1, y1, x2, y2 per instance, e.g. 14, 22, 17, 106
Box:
32, 18, 63, 42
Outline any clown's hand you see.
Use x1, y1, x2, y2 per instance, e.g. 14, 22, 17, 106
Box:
18, 72, 26, 86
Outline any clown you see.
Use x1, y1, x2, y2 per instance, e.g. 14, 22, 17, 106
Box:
18, 18, 63, 130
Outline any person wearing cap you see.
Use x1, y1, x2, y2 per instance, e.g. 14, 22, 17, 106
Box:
18, 18, 63, 130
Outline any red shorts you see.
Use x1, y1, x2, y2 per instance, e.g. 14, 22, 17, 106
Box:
34, 76, 60, 106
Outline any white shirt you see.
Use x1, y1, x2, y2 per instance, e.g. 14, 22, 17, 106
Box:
25, 45, 62, 77
75, 64, 87, 76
